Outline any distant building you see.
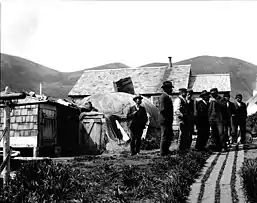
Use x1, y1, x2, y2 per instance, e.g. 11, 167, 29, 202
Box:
188, 73, 231, 99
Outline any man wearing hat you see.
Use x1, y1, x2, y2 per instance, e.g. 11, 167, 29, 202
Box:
174, 87, 190, 150
232, 94, 247, 144
127, 94, 148, 156
186, 89, 196, 148
221, 92, 235, 146
159, 81, 174, 156
208, 88, 227, 151
195, 90, 210, 151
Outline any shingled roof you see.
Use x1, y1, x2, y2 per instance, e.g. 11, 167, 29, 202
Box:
188, 73, 231, 92
68, 65, 191, 97
158, 65, 191, 93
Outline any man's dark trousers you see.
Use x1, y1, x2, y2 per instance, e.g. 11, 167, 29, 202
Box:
160, 124, 174, 155
195, 125, 210, 150
130, 128, 144, 155
224, 120, 232, 144
232, 121, 246, 143
210, 122, 226, 150
232, 101, 247, 144
195, 100, 210, 150
178, 122, 191, 150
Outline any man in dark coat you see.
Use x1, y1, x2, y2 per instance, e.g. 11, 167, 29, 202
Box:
127, 94, 148, 156
186, 89, 196, 149
232, 94, 247, 144
195, 90, 210, 151
174, 88, 190, 150
159, 81, 174, 156
208, 88, 227, 151
221, 92, 235, 146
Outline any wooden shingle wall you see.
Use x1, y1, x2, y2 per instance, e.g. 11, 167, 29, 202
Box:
0, 104, 39, 137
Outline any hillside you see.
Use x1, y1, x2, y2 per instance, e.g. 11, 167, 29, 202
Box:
1, 54, 257, 100
0, 53, 129, 98
142, 56, 257, 100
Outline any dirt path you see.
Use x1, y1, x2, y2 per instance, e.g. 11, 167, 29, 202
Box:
188, 139, 257, 203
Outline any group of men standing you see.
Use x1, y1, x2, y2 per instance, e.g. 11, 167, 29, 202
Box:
159, 81, 247, 156
126, 80, 247, 156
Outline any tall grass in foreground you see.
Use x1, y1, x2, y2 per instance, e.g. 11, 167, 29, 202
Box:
240, 158, 257, 203
0, 150, 211, 203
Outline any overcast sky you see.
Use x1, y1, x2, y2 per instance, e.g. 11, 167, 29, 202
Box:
1, 0, 257, 72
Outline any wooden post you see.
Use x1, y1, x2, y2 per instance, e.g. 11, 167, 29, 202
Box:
0, 88, 26, 185
3, 105, 11, 185
33, 147, 39, 158
40, 83, 42, 96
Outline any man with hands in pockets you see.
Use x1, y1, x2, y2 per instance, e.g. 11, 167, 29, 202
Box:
127, 94, 148, 156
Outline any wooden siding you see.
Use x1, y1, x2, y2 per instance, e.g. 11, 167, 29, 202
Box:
79, 113, 106, 155
38, 103, 57, 148
0, 104, 39, 148
0, 104, 39, 137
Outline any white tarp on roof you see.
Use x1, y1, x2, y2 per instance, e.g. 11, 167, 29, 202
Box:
76, 92, 161, 129
76, 92, 161, 149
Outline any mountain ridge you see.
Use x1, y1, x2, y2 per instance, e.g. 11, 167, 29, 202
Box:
0, 53, 130, 98
141, 55, 257, 100
1, 53, 257, 100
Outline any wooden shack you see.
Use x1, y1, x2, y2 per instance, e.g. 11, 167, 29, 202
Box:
0, 95, 80, 157
78, 112, 107, 155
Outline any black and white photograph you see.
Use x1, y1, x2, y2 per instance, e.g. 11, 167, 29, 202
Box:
1, 0, 257, 202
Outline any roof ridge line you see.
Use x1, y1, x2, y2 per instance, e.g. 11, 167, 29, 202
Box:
191, 73, 230, 76
83, 66, 167, 72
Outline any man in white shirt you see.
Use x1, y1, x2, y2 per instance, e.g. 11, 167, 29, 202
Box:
174, 88, 190, 150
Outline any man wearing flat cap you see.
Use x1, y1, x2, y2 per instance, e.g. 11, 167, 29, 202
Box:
221, 92, 235, 146
232, 94, 247, 144
174, 87, 190, 150
208, 88, 227, 151
195, 90, 210, 151
127, 94, 148, 156
159, 81, 174, 156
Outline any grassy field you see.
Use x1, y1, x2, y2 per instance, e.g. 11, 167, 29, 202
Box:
0, 149, 211, 203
